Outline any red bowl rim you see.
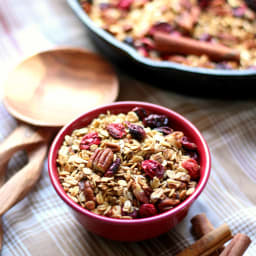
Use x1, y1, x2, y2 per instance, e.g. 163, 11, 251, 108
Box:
48, 101, 211, 225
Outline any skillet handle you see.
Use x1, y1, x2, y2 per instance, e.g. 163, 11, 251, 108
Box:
0, 123, 46, 171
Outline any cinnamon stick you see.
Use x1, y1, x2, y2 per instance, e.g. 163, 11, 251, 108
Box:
191, 213, 224, 255
219, 233, 251, 256
191, 213, 215, 238
153, 32, 240, 62
176, 223, 232, 256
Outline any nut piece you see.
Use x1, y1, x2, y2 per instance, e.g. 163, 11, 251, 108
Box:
105, 142, 121, 152
131, 182, 149, 203
88, 148, 114, 172
165, 131, 184, 148
157, 198, 180, 212
150, 188, 165, 203
84, 181, 95, 201
85, 200, 96, 210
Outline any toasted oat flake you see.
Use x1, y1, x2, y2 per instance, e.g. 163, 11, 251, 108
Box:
151, 176, 161, 189
80, 0, 256, 70
83, 168, 92, 175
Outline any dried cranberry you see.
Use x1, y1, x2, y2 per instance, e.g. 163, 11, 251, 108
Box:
187, 150, 199, 161
127, 123, 146, 141
132, 107, 148, 120
80, 132, 101, 150
148, 22, 174, 35
122, 208, 138, 218
182, 159, 200, 180
117, 0, 133, 10
107, 123, 126, 139
141, 160, 165, 179
139, 204, 157, 218
154, 126, 173, 135
143, 114, 169, 128
104, 158, 121, 177
144, 187, 153, 197
127, 209, 138, 218
181, 136, 197, 150
198, 0, 210, 9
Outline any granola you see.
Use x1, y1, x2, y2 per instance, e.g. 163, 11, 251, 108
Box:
79, 0, 256, 70
57, 107, 200, 219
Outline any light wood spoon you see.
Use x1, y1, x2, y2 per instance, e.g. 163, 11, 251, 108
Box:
0, 162, 7, 250
3, 47, 118, 127
0, 47, 118, 215
0, 140, 50, 216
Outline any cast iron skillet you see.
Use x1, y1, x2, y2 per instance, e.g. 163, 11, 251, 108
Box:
67, 0, 256, 94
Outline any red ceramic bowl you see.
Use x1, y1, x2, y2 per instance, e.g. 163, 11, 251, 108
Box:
48, 101, 211, 241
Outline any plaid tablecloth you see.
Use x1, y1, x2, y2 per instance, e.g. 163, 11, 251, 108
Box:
0, 0, 256, 255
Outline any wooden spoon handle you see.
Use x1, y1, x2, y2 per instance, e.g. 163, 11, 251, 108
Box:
0, 163, 7, 250
0, 124, 46, 169
0, 142, 49, 216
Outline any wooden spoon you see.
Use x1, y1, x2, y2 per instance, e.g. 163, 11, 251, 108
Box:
3, 48, 118, 127
0, 47, 118, 215
0, 141, 50, 216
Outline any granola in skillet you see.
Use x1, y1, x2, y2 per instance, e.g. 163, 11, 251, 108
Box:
57, 108, 200, 219
79, 0, 256, 70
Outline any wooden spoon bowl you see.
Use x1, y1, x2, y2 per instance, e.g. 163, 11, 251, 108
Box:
3, 48, 119, 127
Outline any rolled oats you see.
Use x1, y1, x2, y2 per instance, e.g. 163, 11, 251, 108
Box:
80, 0, 256, 70
57, 107, 200, 219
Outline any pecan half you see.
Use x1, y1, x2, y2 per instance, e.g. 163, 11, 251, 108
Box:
157, 198, 180, 212
105, 142, 120, 152
84, 181, 95, 201
88, 148, 114, 172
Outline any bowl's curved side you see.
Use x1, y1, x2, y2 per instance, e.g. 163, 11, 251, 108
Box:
72, 201, 191, 241
66, 0, 256, 78
48, 101, 211, 241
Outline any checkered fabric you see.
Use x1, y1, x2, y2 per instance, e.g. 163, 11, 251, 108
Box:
0, 0, 256, 255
